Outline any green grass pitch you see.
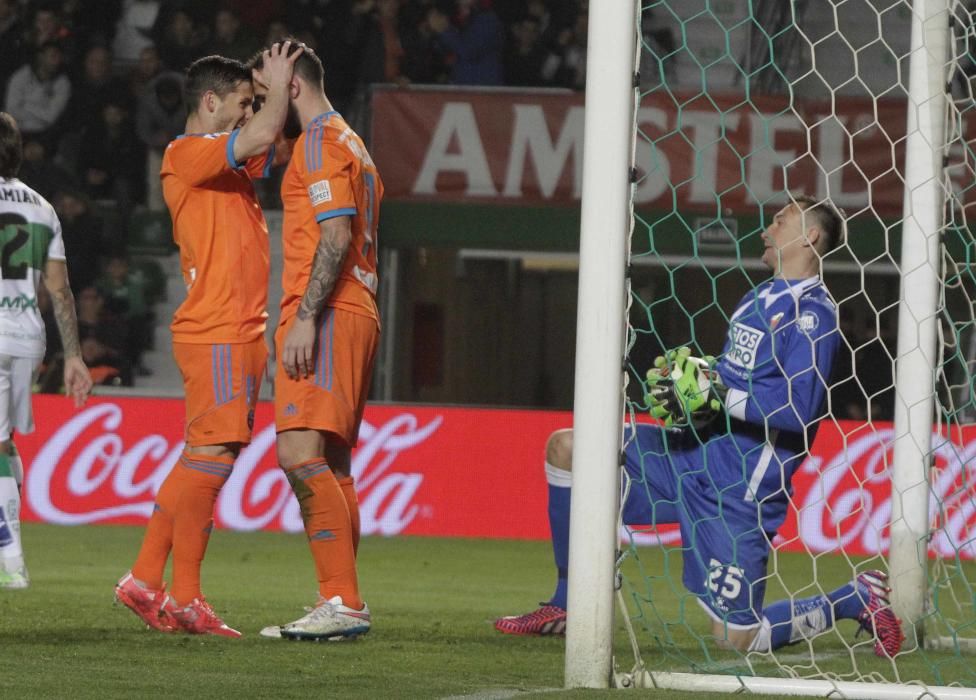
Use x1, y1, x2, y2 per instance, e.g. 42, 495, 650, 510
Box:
0, 524, 970, 699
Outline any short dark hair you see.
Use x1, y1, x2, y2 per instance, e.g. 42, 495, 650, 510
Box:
0, 113, 23, 178
183, 55, 251, 116
792, 193, 846, 254
249, 38, 324, 89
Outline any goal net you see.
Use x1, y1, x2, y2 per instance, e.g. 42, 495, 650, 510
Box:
584, 0, 976, 695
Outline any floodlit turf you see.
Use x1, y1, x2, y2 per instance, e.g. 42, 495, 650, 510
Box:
0, 524, 972, 699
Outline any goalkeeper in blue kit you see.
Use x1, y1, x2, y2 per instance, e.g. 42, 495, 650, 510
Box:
495, 195, 904, 657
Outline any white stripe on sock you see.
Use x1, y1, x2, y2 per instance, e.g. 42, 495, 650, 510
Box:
748, 616, 773, 653
544, 461, 572, 488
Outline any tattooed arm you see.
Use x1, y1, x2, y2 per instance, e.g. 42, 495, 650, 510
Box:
43, 259, 93, 406
281, 216, 352, 379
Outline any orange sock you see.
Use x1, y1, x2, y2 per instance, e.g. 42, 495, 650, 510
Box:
336, 476, 360, 556
131, 469, 179, 589
285, 459, 361, 609
168, 451, 234, 605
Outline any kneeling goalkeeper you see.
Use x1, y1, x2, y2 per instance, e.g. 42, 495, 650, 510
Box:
495, 195, 904, 658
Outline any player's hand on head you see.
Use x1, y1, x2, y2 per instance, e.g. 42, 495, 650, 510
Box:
282, 316, 317, 380
63, 356, 93, 408
262, 40, 304, 87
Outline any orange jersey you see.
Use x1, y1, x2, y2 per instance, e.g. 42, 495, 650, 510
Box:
279, 111, 382, 323
162, 130, 275, 344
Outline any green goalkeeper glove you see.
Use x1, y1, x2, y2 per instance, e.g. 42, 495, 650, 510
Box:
645, 347, 728, 428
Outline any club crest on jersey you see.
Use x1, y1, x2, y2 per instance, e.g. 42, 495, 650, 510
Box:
727, 321, 763, 370
797, 311, 820, 334
308, 180, 333, 206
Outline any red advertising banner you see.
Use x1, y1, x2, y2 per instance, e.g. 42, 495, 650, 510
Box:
16, 395, 976, 559
17, 396, 559, 539
372, 88, 972, 218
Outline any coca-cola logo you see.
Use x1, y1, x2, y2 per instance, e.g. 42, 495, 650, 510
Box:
797, 428, 976, 559
26, 403, 442, 536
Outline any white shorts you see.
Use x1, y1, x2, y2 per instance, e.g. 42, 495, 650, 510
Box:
0, 355, 41, 442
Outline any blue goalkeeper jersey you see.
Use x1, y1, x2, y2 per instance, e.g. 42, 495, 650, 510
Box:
707, 275, 841, 529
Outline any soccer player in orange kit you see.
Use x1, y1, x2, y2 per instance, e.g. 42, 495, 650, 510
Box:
250, 43, 381, 641
115, 42, 302, 637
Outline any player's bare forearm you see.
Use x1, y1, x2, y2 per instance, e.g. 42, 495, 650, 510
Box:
50, 283, 82, 358
296, 219, 351, 322
43, 260, 82, 358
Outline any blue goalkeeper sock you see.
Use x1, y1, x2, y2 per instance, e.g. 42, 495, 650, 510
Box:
545, 462, 572, 610
762, 582, 857, 650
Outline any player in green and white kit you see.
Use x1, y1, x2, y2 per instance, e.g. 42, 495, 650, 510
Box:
0, 113, 92, 589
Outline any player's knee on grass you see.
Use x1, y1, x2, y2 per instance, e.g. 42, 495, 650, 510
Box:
712, 620, 760, 652
546, 429, 573, 471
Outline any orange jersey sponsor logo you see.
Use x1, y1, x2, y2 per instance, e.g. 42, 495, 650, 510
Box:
280, 112, 382, 323
162, 131, 275, 344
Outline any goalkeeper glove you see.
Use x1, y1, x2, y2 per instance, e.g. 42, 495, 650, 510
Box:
645, 347, 728, 428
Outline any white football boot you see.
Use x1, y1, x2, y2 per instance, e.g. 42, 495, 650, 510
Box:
261, 596, 370, 641
0, 558, 29, 589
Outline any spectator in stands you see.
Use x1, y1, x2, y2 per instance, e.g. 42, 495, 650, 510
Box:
19, 137, 75, 201
113, 0, 160, 67
504, 15, 547, 87
539, 6, 586, 90
211, 7, 260, 63
399, 2, 451, 84
293, 1, 371, 113
54, 190, 107, 294
154, 7, 207, 73
27, 4, 72, 53
524, 0, 552, 37
58, 0, 121, 51
354, 0, 407, 88
0, 0, 26, 95
75, 286, 131, 386
128, 44, 163, 103
77, 98, 144, 214
429, 0, 504, 85
97, 254, 152, 377
68, 45, 130, 132
136, 71, 183, 211
4, 42, 72, 149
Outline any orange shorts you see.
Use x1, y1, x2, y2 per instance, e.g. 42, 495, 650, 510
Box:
173, 337, 268, 447
274, 307, 379, 445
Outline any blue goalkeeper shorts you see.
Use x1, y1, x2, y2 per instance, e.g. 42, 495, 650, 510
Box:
622, 424, 777, 628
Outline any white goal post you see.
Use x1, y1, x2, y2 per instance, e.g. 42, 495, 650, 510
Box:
564, 0, 637, 689
888, 0, 949, 646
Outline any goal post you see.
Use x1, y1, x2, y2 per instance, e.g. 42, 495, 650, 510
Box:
564, 0, 638, 689
889, 0, 950, 646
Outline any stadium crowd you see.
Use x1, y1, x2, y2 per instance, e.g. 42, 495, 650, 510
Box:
0, 0, 595, 387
